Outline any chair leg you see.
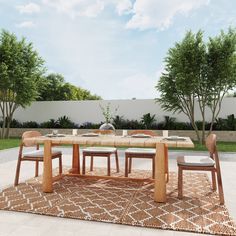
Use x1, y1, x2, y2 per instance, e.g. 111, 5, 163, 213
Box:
14, 158, 22, 186
35, 161, 39, 177
128, 158, 132, 173
59, 156, 62, 174
216, 167, 225, 205
82, 154, 86, 175
152, 156, 155, 179
211, 170, 216, 191
107, 155, 111, 176
115, 151, 119, 173
90, 156, 94, 171
178, 166, 183, 199
125, 155, 129, 177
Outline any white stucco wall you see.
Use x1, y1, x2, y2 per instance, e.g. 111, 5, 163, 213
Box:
8, 98, 236, 125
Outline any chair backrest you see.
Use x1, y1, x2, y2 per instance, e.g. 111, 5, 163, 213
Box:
22, 131, 42, 147
130, 130, 157, 137
205, 133, 217, 155
94, 130, 115, 135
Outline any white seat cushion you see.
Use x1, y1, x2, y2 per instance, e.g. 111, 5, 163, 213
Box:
177, 155, 215, 167
125, 148, 156, 154
23, 149, 62, 158
83, 147, 117, 153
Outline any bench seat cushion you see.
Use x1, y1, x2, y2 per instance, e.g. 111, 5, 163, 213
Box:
23, 149, 62, 159
125, 148, 156, 154
177, 155, 215, 167
83, 147, 117, 153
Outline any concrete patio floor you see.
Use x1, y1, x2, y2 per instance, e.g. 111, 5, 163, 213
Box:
0, 147, 236, 236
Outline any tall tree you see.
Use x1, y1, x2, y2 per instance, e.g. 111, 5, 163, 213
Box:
37, 73, 101, 101
37, 73, 65, 101
206, 29, 236, 132
0, 30, 44, 138
156, 28, 236, 143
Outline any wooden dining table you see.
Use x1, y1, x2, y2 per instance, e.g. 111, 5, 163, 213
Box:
24, 134, 194, 203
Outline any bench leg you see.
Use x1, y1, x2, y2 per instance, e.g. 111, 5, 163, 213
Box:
107, 156, 111, 176
90, 156, 94, 171
125, 155, 129, 177
178, 166, 183, 199
82, 154, 86, 175
115, 151, 119, 173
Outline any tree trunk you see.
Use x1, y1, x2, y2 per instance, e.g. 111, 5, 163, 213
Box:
188, 115, 201, 143
192, 124, 201, 143
201, 118, 206, 145
0, 105, 6, 139
5, 115, 12, 139
5, 104, 17, 139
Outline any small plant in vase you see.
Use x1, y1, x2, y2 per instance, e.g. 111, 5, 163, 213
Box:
99, 103, 118, 130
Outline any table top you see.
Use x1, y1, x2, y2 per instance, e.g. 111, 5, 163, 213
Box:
24, 135, 194, 148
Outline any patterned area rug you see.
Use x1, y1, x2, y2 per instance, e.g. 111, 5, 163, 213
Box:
0, 168, 236, 236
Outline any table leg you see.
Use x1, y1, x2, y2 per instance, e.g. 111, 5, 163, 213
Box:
43, 140, 53, 193
70, 144, 80, 174
154, 143, 167, 202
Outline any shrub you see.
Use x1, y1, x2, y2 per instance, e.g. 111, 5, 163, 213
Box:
40, 119, 59, 128
112, 115, 125, 129
22, 121, 39, 128
3, 114, 236, 131
141, 113, 156, 129
80, 122, 101, 129
10, 119, 22, 128
57, 116, 76, 128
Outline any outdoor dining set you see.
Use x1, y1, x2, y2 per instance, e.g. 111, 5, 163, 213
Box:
13, 129, 224, 205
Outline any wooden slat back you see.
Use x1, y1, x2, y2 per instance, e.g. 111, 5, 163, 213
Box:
94, 130, 115, 135
205, 134, 216, 155
130, 130, 157, 137
22, 131, 42, 147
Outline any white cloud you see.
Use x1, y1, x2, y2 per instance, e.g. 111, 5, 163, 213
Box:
41, 0, 133, 18
16, 2, 41, 14
42, 0, 104, 18
16, 21, 35, 28
79, 1, 104, 17
115, 0, 133, 15
126, 0, 210, 30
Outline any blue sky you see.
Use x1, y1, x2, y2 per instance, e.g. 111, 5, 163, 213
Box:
0, 0, 235, 99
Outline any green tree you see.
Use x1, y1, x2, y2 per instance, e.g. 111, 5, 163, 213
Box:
156, 28, 236, 143
0, 30, 44, 138
37, 73, 65, 101
37, 73, 101, 101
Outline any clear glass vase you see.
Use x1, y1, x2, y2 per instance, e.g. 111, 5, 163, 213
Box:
99, 123, 115, 131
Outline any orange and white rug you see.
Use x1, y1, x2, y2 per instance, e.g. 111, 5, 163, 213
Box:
0, 169, 235, 235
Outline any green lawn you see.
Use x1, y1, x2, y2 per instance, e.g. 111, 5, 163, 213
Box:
0, 138, 21, 150
169, 141, 236, 152
0, 138, 236, 152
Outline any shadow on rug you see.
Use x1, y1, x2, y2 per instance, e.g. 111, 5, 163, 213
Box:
0, 168, 235, 236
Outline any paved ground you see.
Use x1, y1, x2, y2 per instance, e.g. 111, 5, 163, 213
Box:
0, 147, 236, 236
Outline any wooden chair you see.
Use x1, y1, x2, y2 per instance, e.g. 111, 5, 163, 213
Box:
82, 130, 119, 176
125, 130, 168, 179
14, 131, 62, 186
177, 133, 224, 205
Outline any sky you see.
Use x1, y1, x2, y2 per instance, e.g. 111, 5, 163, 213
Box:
0, 0, 235, 99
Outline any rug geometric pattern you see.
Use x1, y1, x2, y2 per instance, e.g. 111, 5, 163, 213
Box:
0, 168, 235, 236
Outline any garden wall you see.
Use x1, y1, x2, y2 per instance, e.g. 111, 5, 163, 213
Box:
11, 98, 236, 124
7, 128, 236, 142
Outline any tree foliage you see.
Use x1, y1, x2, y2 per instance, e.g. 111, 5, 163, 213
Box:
156, 28, 236, 143
37, 73, 101, 101
0, 30, 102, 138
0, 30, 44, 138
